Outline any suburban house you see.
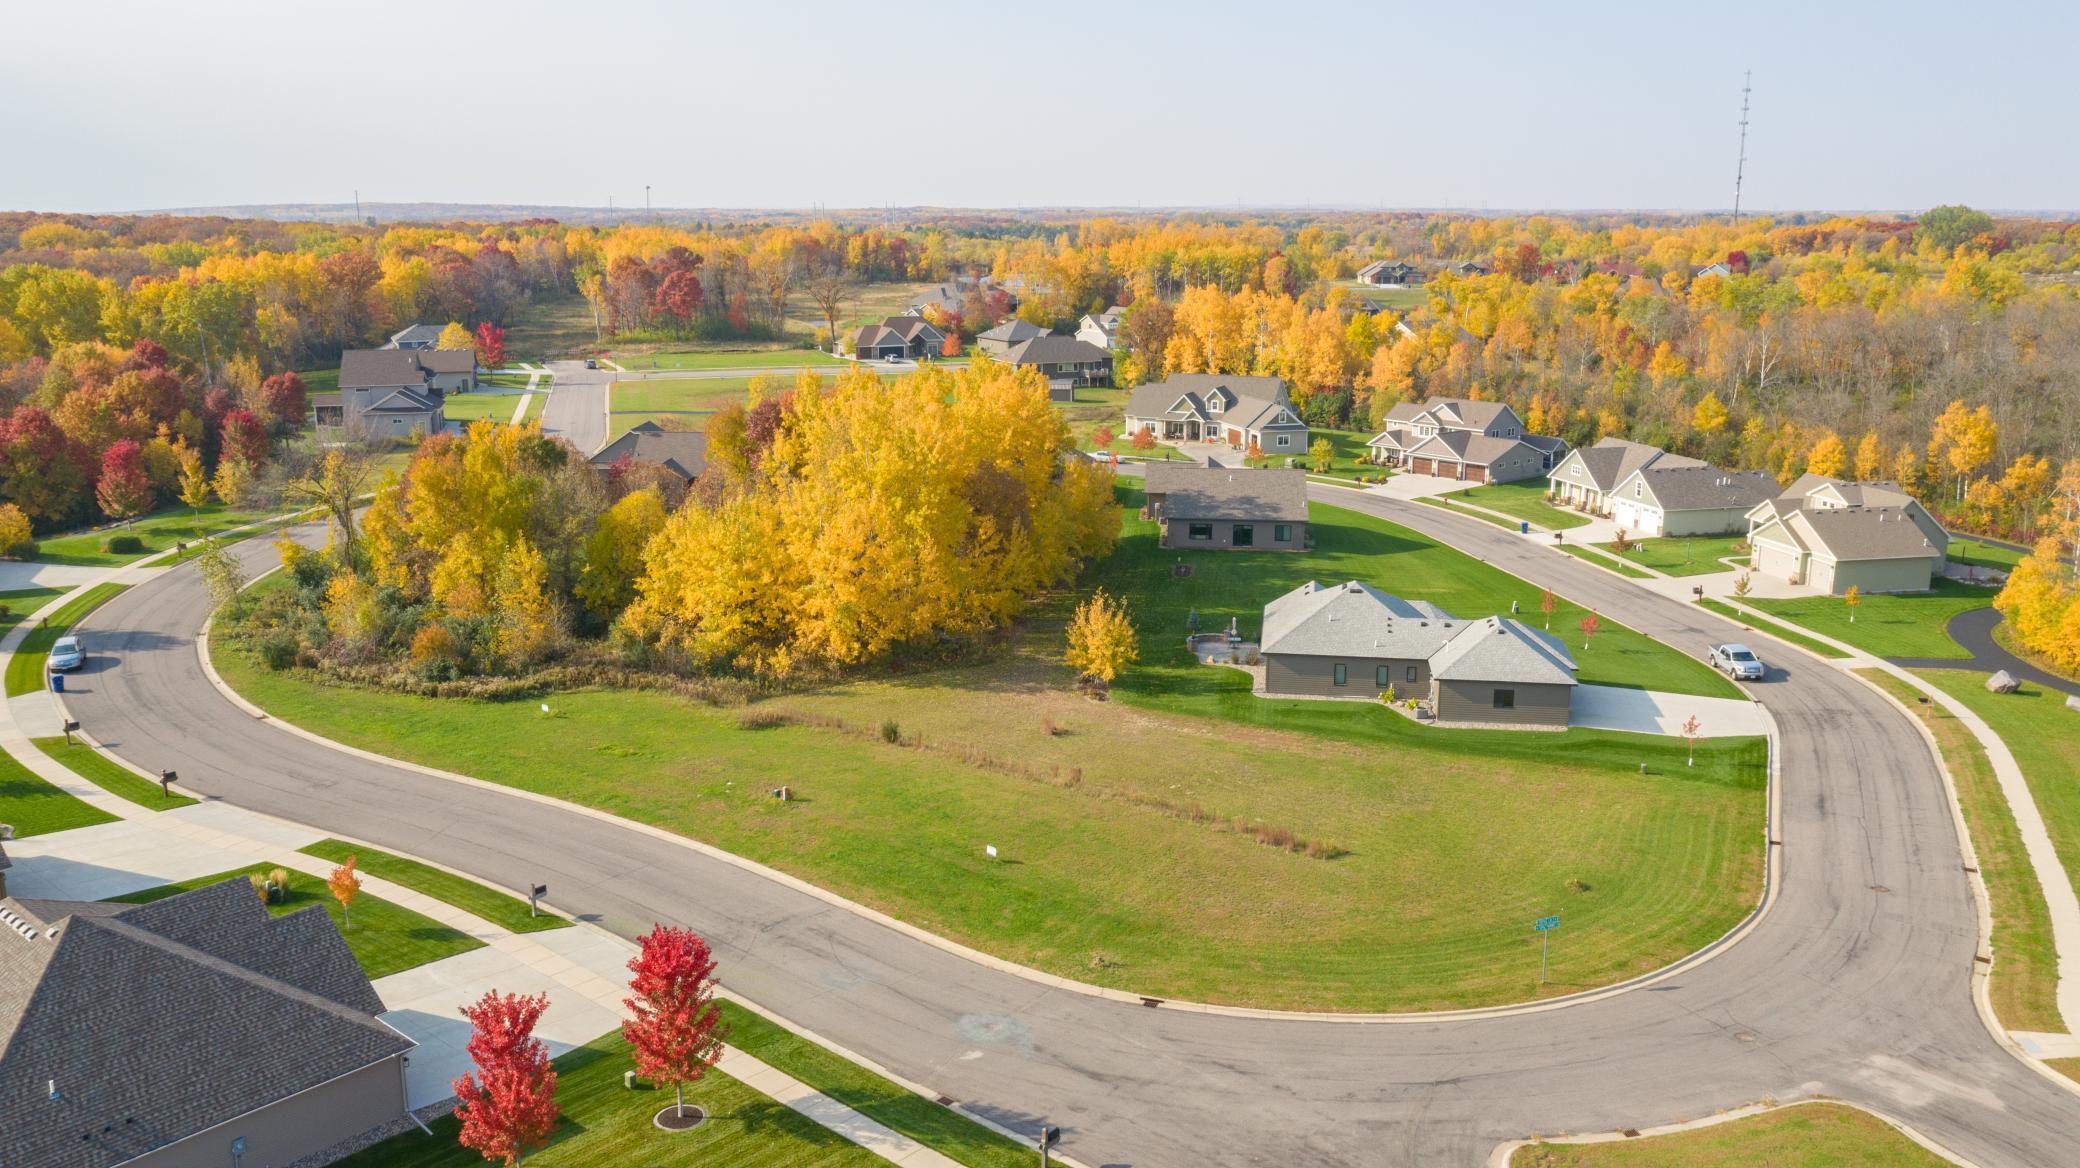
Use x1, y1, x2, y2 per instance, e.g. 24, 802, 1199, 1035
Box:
1355, 260, 1424, 287
1746, 474, 1949, 594
911, 275, 1017, 317
0, 880, 415, 1168
1366, 398, 1567, 483
1076, 306, 1126, 349
1693, 261, 1734, 279
1547, 437, 1701, 514
1257, 581, 1578, 728
1002, 335, 1113, 398
975, 318, 1049, 357
1443, 260, 1490, 277
1124, 374, 1310, 456
590, 420, 708, 481
380, 323, 444, 350
851, 316, 945, 360
313, 348, 474, 437
1141, 464, 1308, 550
1607, 464, 1780, 536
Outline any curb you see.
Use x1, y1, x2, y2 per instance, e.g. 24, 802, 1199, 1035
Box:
1485, 1098, 1977, 1168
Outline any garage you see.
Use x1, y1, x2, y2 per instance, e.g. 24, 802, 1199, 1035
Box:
1462, 464, 1487, 483
1753, 538, 1803, 583
1411, 457, 1435, 476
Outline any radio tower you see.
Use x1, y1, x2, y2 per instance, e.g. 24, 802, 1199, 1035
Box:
1731, 71, 1752, 223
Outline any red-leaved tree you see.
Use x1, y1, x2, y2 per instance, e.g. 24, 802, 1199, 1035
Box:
475, 322, 508, 369
453, 990, 559, 1166
95, 439, 155, 522
622, 925, 724, 1120
260, 372, 308, 426
219, 408, 269, 469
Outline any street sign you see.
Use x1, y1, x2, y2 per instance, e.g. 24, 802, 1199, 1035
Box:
1534, 915, 1560, 983
1534, 915, 1560, 932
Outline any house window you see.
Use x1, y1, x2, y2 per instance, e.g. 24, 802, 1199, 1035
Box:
1276, 435, 1290, 447
1333, 663, 1348, 687
1233, 524, 1254, 547
1273, 524, 1291, 542
1493, 688, 1516, 709
1187, 523, 1213, 541
1406, 665, 1418, 683
1376, 665, 1391, 687
1634, 482, 1643, 497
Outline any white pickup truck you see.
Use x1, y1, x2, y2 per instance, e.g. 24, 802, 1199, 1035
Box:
1708, 643, 1766, 681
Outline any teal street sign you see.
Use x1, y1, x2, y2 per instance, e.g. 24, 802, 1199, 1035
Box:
1534, 915, 1560, 932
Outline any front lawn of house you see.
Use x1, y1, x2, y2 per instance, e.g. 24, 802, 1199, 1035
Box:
1556, 543, 1654, 579
1445, 479, 1591, 530
1602, 535, 1748, 577
1748, 578, 1995, 659
106, 866, 482, 979
32, 736, 197, 810
1696, 600, 1851, 660
1246, 428, 1381, 480
1948, 536, 2026, 572
298, 838, 570, 935
0, 749, 117, 837
1512, 1102, 1952, 1167
0, 586, 66, 632
32, 502, 275, 567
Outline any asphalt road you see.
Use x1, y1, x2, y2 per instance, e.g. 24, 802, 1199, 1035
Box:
537, 359, 610, 456
65, 489, 2080, 1166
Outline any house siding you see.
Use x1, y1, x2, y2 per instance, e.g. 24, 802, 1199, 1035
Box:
1429, 679, 1571, 728
1655, 506, 1752, 537
128, 1056, 408, 1168
1817, 555, 1938, 596
1161, 518, 1307, 551
1263, 653, 1430, 698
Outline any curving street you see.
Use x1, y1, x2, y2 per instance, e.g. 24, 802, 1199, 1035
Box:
61, 487, 2080, 1166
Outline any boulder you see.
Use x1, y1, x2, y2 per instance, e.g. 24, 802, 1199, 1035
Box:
1986, 669, 2021, 694
2066, 694, 2080, 714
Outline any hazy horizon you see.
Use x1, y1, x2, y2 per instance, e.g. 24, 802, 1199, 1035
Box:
6, 0, 2073, 215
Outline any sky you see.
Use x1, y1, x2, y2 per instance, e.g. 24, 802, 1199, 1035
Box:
4, 0, 2075, 215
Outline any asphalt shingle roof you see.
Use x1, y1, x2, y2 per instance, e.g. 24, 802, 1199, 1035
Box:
1002, 336, 1110, 366
1143, 465, 1309, 523
1556, 437, 1700, 492
1260, 581, 1459, 658
1628, 465, 1780, 512
339, 348, 474, 389
978, 320, 1049, 345
1125, 375, 1294, 428
1427, 617, 1579, 685
1784, 507, 1943, 561
591, 421, 709, 480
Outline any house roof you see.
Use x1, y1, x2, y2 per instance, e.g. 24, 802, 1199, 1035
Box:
1259, 580, 1460, 659
1428, 617, 1578, 685
979, 320, 1049, 345
0, 882, 409, 1168
1624, 465, 1780, 512
590, 421, 708, 480
339, 348, 474, 389
1142, 465, 1308, 523
1381, 397, 1518, 432
1002, 336, 1110, 366
1404, 430, 1541, 467
1775, 507, 1944, 562
385, 323, 445, 348
1780, 473, 1918, 511
1125, 375, 1295, 429
1552, 437, 1699, 492
363, 388, 443, 414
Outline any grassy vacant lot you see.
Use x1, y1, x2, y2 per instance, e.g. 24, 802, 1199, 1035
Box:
6, 583, 130, 696
34, 502, 272, 567
1447, 479, 1590, 530
1750, 578, 1995, 658
1697, 599, 1851, 660
1512, 1103, 1951, 1167
611, 348, 845, 372
1555, 543, 1654, 579
801, 281, 942, 335
718, 1003, 1033, 1168
608, 376, 755, 429
1859, 670, 2061, 1031
0, 749, 117, 836
32, 737, 196, 810
1603, 535, 1747, 577
1336, 281, 1431, 312
334, 1032, 886, 1168
298, 838, 569, 934
108, 865, 481, 979
503, 293, 600, 360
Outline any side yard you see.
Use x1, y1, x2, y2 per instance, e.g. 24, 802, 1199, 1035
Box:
1445, 479, 1590, 530
1602, 535, 1747, 577
1749, 579, 1996, 658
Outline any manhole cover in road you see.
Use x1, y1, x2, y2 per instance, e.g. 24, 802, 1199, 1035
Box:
654, 1105, 708, 1132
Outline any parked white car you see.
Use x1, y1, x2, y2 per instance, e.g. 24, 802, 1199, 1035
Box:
1708, 642, 1765, 681
47, 636, 85, 671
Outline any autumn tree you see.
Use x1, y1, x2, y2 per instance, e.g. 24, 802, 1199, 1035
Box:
95, 439, 155, 522
437, 321, 475, 351
287, 449, 370, 568
1927, 400, 1997, 501
1852, 432, 1885, 482
177, 440, 212, 515
577, 488, 667, 620
1130, 427, 1156, 453
475, 322, 507, 368
1843, 584, 1861, 623
1539, 587, 1555, 629
1309, 437, 1334, 473
1691, 392, 1728, 436
259, 372, 307, 426
0, 503, 31, 558
1065, 588, 1139, 684
327, 854, 362, 930
211, 454, 255, 508
1916, 204, 1993, 254
1682, 715, 1702, 767
453, 990, 560, 1167
622, 925, 725, 1122
1806, 431, 1846, 479
220, 408, 270, 470
803, 263, 855, 352
196, 537, 246, 610
1091, 425, 1115, 449
1579, 611, 1601, 650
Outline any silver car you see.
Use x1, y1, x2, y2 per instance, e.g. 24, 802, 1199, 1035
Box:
47, 636, 84, 671
1709, 642, 1764, 681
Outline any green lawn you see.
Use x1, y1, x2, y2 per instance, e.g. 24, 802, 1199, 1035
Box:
1949, 536, 2026, 572
1696, 599, 1852, 660
297, 838, 570, 934
0, 748, 117, 836
334, 1031, 886, 1168
31, 736, 196, 810
1337, 281, 1431, 312
1556, 542, 1654, 579
107, 865, 482, 979
503, 293, 601, 361
1513, 1102, 1952, 1167
1445, 479, 1589, 530
6, 583, 130, 696
295, 367, 341, 394
1245, 428, 1381, 480
717, 1003, 1033, 1168
442, 390, 540, 426
1860, 670, 2061, 1031
611, 348, 845, 371
0, 586, 66, 631
1750, 578, 1996, 659
608, 376, 756, 428
1419, 494, 1524, 531
33, 502, 274, 567
1601, 535, 1747, 577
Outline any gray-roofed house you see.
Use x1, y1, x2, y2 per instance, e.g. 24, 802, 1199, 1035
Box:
1547, 437, 1703, 515
1746, 474, 1948, 594
850, 316, 945, 361
1256, 580, 1577, 727
910, 275, 1017, 317
1001, 335, 1113, 399
1608, 463, 1780, 537
0, 880, 414, 1168
590, 420, 708, 480
976, 319, 1050, 357
313, 348, 475, 437
1367, 397, 1567, 483
1075, 306, 1126, 350
1124, 374, 1310, 457
380, 323, 446, 350
1355, 261, 1424, 287
1141, 464, 1308, 550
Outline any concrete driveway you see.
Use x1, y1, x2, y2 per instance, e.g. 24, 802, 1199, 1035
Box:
1569, 683, 1769, 737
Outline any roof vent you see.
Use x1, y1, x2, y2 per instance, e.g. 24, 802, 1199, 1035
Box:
48, 1079, 59, 1102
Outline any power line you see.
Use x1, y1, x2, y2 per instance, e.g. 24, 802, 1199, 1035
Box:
1732, 70, 1752, 223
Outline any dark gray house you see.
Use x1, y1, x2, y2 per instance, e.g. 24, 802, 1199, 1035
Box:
851, 316, 944, 360
1001, 335, 1113, 399
0, 880, 414, 1168
590, 421, 708, 482
1257, 581, 1578, 728
1124, 374, 1309, 456
1141, 465, 1308, 550
976, 319, 1050, 357
1355, 261, 1424, 287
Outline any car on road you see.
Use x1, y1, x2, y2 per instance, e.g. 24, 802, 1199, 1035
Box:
47, 636, 85, 671
584, 358, 597, 369
1708, 642, 1765, 680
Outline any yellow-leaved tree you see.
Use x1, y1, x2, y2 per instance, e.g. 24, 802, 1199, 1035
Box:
1691, 391, 1728, 436
436, 321, 474, 351
1806, 431, 1846, 479
577, 488, 668, 620
1064, 588, 1139, 684
493, 537, 560, 667
1995, 538, 2080, 674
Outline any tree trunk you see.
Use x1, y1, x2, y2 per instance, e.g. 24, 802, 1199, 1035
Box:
676, 1082, 685, 1118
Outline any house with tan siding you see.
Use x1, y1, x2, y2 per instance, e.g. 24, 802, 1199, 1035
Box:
1367, 398, 1567, 483
1142, 465, 1308, 550
1746, 474, 1948, 594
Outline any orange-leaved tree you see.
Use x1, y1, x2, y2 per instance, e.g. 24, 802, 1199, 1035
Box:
453, 990, 559, 1166
622, 925, 725, 1121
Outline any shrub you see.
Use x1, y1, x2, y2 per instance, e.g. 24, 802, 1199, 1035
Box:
103, 533, 145, 554
248, 873, 271, 903
258, 632, 300, 671
880, 718, 900, 744
737, 709, 788, 730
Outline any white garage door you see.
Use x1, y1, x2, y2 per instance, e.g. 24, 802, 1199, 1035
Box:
1755, 540, 1801, 582
1612, 499, 1657, 534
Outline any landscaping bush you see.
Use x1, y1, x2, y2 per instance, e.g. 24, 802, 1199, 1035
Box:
102, 533, 145, 555
880, 718, 901, 743
258, 632, 300, 671
0, 538, 36, 560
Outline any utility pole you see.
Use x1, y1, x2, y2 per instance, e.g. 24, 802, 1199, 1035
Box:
353, 188, 360, 221
1731, 70, 1752, 223
645, 184, 652, 219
